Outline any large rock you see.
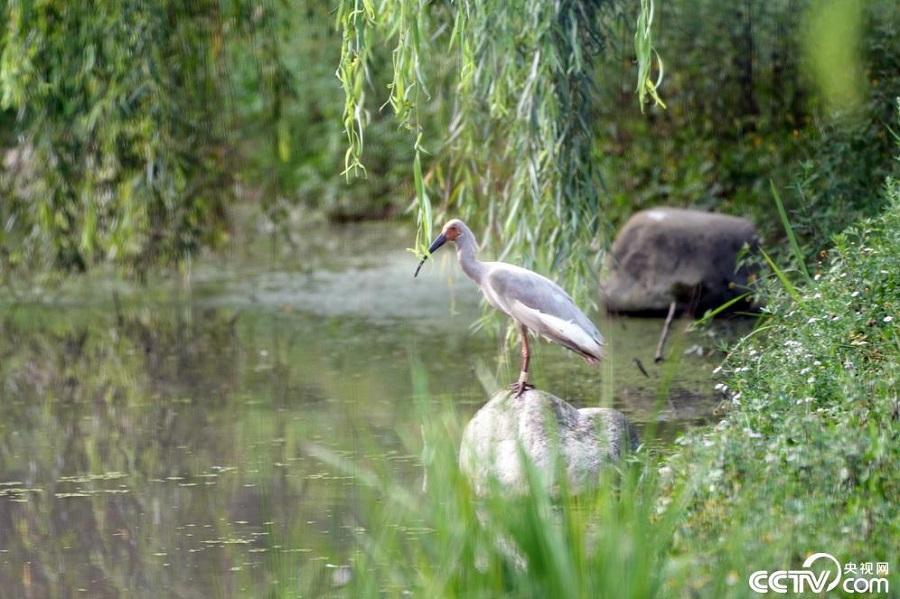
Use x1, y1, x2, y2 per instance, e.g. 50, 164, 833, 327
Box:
601, 207, 759, 314
459, 389, 638, 497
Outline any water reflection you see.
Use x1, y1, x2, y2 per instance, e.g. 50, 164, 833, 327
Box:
0, 222, 743, 596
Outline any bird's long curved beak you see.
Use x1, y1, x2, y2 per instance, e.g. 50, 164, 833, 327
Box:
426, 233, 447, 254
413, 233, 447, 277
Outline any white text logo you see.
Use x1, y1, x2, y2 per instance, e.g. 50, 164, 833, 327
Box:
749, 552, 890, 594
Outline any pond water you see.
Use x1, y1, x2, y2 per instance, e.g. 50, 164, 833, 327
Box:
0, 221, 741, 597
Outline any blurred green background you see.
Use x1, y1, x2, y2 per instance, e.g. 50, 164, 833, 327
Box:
0, 0, 896, 278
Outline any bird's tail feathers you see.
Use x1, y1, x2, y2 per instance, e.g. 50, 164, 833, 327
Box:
570, 339, 605, 365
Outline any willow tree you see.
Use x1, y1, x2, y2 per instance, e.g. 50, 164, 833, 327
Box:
0, 0, 295, 276
0, 1, 234, 274
337, 0, 662, 303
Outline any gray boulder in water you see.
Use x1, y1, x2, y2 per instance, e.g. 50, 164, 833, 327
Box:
601, 207, 759, 314
459, 389, 638, 497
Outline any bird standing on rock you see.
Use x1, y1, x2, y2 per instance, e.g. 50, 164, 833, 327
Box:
414, 218, 605, 397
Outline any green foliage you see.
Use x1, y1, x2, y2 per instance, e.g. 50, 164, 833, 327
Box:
596, 0, 899, 254
634, 0, 665, 111
803, 0, 866, 112
228, 1, 414, 224
0, 0, 895, 286
337, 0, 662, 306
0, 1, 423, 277
667, 183, 899, 593
0, 1, 235, 273
337, 0, 897, 306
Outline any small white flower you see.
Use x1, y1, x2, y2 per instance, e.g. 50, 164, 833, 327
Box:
851, 291, 860, 298
884, 316, 894, 323
658, 466, 673, 483
814, 273, 822, 281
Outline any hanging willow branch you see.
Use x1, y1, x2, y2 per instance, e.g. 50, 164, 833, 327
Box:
635, 0, 666, 111
337, 0, 663, 306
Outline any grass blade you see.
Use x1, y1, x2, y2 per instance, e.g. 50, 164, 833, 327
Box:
760, 247, 800, 301
770, 180, 811, 283
690, 292, 753, 329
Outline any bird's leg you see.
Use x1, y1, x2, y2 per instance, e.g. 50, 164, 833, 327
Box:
511, 324, 535, 398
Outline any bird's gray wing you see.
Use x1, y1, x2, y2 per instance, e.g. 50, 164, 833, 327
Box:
485, 264, 604, 359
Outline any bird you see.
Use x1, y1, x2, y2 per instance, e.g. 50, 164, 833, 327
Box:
414, 218, 605, 397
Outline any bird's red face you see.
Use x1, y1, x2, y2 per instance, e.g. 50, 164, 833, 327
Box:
443, 223, 461, 241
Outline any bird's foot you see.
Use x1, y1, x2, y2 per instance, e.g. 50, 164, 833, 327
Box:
509, 380, 535, 398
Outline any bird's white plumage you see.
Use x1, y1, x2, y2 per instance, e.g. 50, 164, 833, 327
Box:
427, 219, 605, 375
478, 262, 605, 361
510, 300, 604, 359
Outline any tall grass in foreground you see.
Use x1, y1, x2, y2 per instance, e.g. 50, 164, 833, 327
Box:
306, 365, 692, 598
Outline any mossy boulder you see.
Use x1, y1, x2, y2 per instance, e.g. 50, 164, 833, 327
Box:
601, 207, 759, 314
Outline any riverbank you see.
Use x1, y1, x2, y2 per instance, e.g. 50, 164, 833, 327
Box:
663, 179, 898, 594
